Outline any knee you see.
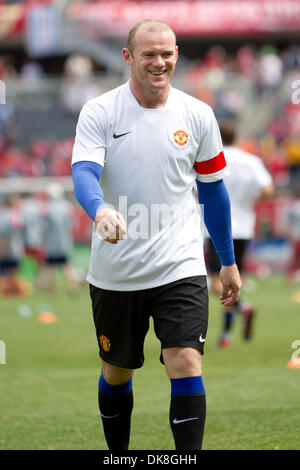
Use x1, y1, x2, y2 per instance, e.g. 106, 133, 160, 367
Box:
101, 360, 133, 385
163, 347, 202, 379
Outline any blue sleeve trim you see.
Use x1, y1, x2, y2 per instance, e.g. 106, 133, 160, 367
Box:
196, 179, 235, 266
72, 161, 107, 220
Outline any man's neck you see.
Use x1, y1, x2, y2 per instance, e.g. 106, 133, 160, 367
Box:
129, 80, 170, 109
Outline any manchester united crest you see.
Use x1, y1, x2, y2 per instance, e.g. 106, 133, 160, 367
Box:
173, 129, 188, 147
99, 335, 111, 352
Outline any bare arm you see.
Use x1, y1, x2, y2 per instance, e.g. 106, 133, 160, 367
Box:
254, 183, 275, 205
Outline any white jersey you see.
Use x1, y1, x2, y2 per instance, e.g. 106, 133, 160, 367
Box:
72, 81, 228, 290
223, 145, 272, 239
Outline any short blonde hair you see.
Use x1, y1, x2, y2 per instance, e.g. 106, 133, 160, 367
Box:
127, 19, 176, 55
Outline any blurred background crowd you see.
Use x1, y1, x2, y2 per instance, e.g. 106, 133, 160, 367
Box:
1, 0, 300, 296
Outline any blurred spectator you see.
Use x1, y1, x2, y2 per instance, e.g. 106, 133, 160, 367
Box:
60, 54, 102, 115
0, 102, 15, 145
218, 83, 244, 119
0, 194, 30, 297
286, 191, 300, 282
20, 59, 45, 87
0, 54, 17, 81
284, 101, 300, 139
26, 139, 50, 177
281, 44, 300, 71
203, 45, 227, 70
257, 45, 283, 91
48, 139, 74, 177
236, 45, 257, 78
284, 138, 300, 195
0, 145, 27, 177
259, 134, 288, 190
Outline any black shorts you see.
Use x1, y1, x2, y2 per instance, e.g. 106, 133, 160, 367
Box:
0, 259, 19, 275
45, 256, 68, 265
206, 238, 249, 274
89, 275, 208, 370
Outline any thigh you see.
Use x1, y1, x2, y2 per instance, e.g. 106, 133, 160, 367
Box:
150, 276, 209, 361
89, 284, 150, 369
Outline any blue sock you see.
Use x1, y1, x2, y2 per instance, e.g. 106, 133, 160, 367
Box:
99, 374, 132, 396
170, 376, 205, 397
224, 311, 234, 333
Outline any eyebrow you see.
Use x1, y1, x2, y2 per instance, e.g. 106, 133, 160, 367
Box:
142, 50, 175, 55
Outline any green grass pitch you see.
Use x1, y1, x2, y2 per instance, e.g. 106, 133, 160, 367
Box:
0, 273, 300, 450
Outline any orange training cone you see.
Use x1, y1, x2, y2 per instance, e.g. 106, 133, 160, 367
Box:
38, 312, 57, 324
286, 357, 300, 369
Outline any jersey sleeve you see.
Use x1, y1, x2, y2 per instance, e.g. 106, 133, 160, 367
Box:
254, 157, 273, 188
72, 101, 106, 166
246, 156, 273, 201
194, 106, 229, 182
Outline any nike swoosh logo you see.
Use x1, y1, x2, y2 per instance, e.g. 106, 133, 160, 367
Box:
173, 417, 199, 424
199, 335, 206, 343
100, 412, 120, 419
113, 131, 132, 139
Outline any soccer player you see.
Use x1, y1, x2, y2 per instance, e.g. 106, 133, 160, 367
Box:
72, 20, 241, 450
42, 183, 77, 293
0, 194, 28, 297
207, 121, 274, 348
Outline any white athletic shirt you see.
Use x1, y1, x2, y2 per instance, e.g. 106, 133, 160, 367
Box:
222, 145, 272, 239
72, 81, 228, 290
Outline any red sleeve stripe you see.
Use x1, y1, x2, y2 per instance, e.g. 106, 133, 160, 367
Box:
194, 151, 226, 175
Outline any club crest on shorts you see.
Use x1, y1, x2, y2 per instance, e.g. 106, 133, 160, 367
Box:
99, 335, 111, 352
173, 129, 188, 147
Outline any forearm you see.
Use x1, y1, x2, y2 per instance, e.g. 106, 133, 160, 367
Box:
196, 179, 235, 266
72, 161, 107, 220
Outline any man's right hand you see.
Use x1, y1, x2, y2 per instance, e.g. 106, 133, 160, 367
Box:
95, 207, 127, 244
219, 264, 242, 307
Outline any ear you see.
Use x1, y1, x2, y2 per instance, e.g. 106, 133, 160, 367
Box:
122, 48, 132, 65
175, 45, 178, 63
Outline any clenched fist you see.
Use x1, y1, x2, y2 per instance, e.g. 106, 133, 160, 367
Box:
95, 207, 127, 244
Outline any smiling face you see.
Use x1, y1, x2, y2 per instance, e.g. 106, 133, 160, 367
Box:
123, 26, 178, 106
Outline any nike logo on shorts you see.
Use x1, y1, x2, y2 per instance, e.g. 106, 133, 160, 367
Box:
173, 417, 199, 424
199, 335, 206, 343
113, 131, 132, 138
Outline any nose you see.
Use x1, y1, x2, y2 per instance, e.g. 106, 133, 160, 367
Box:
152, 54, 164, 68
